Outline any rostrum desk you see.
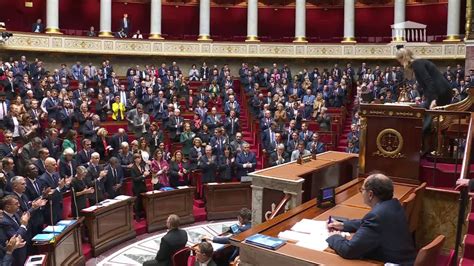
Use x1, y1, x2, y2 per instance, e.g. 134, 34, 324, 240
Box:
81, 197, 136, 257
230, 178, 417, 265
141, 186, 195, 233
34, 218, 84, 266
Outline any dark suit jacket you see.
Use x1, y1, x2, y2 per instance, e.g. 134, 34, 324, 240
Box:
130, 164, 147, 195
235, 152, 256, 179
76, 149, 95, 167
0, 213, 28, 265
0, 143, 15, 159
85, 164, 106, 203
104, 165, 124, 198
269, 152, 289, 167
412, 59, 452, 108
37, 171, 65, 224
31, 23, 44, 33
58, 158, 78, 179
198, 155, 217, 183
43, 137, 61, 159
155, 228, 188, 266
326, 199, 416, 264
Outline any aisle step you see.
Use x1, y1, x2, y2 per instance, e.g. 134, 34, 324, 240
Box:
193, 206, 207, 222
193, 199, 205, 208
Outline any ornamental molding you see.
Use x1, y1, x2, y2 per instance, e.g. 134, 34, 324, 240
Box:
1, 33, 466, 59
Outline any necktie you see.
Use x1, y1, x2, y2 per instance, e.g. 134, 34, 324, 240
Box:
12, 214, 20, 226
33, 180, 40, 195
112, 168, 117, 182
69, 161, 74, 177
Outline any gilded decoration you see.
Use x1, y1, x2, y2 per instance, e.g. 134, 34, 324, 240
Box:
374, 128, 405, 158
0, 33, 466, 59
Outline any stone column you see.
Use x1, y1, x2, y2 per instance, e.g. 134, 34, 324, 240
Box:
294, 0, 307, 43
342, 0, 356, 43
445, 0, 461, 41
246, 0, 259, 42
99, 0, 113, 37
149, 0, 164, 39
198, 0, 212, 41
392, 0, 406, 42
251, 185, 264, 225
45, 0, 61, 34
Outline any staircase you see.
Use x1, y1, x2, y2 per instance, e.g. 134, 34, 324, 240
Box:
336, 104, 355, 152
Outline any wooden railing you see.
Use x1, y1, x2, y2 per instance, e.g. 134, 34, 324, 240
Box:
267, 194, 292, 221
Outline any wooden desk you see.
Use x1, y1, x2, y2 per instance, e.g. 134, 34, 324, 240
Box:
141, 187, 195, 233
81, 197, 136, 257
230, 178, 417, 265
249, 151, 358, 224
34, 218, 84, 266
204, 182, 252, 220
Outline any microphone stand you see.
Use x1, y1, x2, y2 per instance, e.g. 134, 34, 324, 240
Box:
94, 179, 99, 206
49, 198, 56, 242
71, 186, 79, 219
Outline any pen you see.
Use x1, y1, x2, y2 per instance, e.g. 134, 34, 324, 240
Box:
328, 215, 332, 224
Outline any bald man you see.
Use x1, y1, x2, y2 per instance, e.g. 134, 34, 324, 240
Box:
37, 157, 71, 224
326, 173, 416, 264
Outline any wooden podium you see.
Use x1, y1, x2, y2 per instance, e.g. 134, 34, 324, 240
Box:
34, 218, 84, 266
81, 197, 136, 257
359, 104, 424, 182
141, 187, 195, 233
204, 182, 252, 220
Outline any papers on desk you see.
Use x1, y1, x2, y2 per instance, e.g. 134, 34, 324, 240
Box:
43, 225, 66, 233
146, 190, 162, 194
81, 205, 99, 212
32, 233, 56, 242
207, 182, 219, 185
177, 186, 189, 189
57, 219, 76, 226
277, 219, 350, 252
115, 195, 132, 201
100, 199, 119, 206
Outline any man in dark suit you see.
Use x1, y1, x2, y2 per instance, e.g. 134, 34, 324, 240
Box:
76, 138, 95, 167
0, 195, 31, 265
31, 18, 44, 33
37, 157, 71, 224
0, 131, 19, 160
197, 146, 217, 184
119, 14, 131, 36
224, 110, 240, 140
167, 109, 184, 142
306, 133, 326, 155
326, 173, 416, 264
269, 144, 289, 167
205, 107, 222, 131
110, 128, 129, 156
85, 152, 107, 205
104, 157, 124, 199
143, 214, 188, 266
42, 128, 61, 159
44, 89, 61, 121
235, 143, 256, 180
82, 114, 101, 143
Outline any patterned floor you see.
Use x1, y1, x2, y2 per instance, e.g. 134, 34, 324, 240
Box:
93, 220, 236, 266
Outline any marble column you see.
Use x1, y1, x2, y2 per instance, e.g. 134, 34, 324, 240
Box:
342, 0, 356, 43
99, 0, 113, 37
45, 0, 61, 34
294, 0, 307, 43
246, 0, 259, 42
445, 0, 461, 41
198, 0, 212, 41
392, 0, 406, 42
251, 185, 264, 225
149, 0, 164, 39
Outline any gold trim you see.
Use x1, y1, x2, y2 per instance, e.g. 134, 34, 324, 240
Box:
148, 33, 164, 40
45, 28, 62, 34
465, 0, 472, 40
376, 128, 404, 157
197, 34, 213, 42
358, 117, 367, 174
293, 36, 308, 43
341, 37, 356, 44
245, 35, 260, 42
391, 36, 406, 42
98, 31, 114, 37
443, 35, 461, 42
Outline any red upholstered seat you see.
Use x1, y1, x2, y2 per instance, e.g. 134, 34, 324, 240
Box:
172, 247, 191, 266
62, 192, 72, 218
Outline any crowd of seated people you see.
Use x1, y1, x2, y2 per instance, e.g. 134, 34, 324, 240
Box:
0, 52, 468, 264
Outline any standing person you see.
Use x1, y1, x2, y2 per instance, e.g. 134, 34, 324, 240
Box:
168, 150, 189, 187
395, 47, 453, 154
70, 166, 94, 218
143, 214, 188, 266
235, 143, 256, 181
130, 153, 149, 221
150, 150, 169, 189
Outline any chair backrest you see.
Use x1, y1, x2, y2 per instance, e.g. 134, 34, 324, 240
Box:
410, 182, 427, 233
172, 247, 191, 266
414, 235, 445, 266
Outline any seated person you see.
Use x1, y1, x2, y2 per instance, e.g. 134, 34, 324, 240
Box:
209, 208, 251, 262
143, 214, 188, 266
193, 241, 216, 266
326, 173, 416, 264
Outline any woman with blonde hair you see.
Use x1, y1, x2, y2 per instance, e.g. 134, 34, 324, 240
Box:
180, 122, 195, 158
95, 127, 113, 160
395, 47, 452, 109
